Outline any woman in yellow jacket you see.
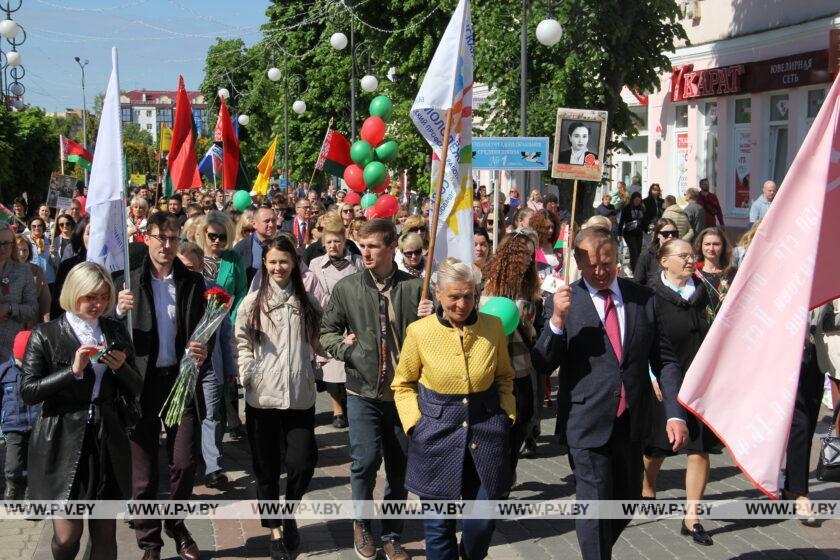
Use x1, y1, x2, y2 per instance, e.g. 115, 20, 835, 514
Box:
392, 258, 515, 560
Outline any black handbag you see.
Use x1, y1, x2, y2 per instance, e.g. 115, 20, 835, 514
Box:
115, 393, 142, 435
816, 401, 840, 482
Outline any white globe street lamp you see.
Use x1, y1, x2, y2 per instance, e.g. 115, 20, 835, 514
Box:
292, 100, 306, 114
330, 32, 348, 50
0, 19, 20, 39
237, 114, 250, 126
217, 88, 230, 99
6, 50, 21, 67
536, 18, 563, 47
360, 74, 378, 93
267, 67, 281, 82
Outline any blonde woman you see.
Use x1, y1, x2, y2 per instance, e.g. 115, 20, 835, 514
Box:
731, 219, 761, 270
196, 211, 247, 318
527, 190, 544, 212
235, 209, 256, 243
397, 232, 425, 278
13, 235, 50, 325
127, 197, 149, 243
21, 262, 140, 559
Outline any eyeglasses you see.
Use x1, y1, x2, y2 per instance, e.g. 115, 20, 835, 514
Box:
407, 226, 424, 234
658, 230, 678, 239
31, 223, 45, 229
149, 234, 180, 246
670, 252, 696, 262
207, 232, 227, 242
403, 249, 422, 258
298, 205, 312, 210
59, 222, 72, 228
341, 209, 353, 214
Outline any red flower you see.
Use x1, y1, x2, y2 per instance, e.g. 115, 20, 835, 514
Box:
204, 287, 231, 307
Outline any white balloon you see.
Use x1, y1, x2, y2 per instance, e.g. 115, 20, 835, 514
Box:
360, 75, 379, 93
330, 32, 348, 50
267, 67, 281, 82
0, 19, 20, 40
6, 51, 21, 67
292, 100, 307, 114
238, 114, 250, 126
535, 19, 563, 47
217, 88, 230, 99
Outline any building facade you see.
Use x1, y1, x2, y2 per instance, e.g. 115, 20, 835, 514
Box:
614, 2, 840, 227
119, 89, 208, 143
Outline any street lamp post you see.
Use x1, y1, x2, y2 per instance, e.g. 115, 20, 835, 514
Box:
0, 0, 26, 111
74, 56, 89, 186
267, 60, 307, 195
330, 26, 380, 141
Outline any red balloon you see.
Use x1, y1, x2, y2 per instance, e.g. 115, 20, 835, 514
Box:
364, 207, 379, 220
360, 116, 387, 147
343, 164, 366, 193
372, 174, 390, 194
344, 191, 361, 206
374, 193, 400, 218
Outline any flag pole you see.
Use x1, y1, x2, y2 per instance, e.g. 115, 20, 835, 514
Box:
309, 117, 334, 189
564, 179, 579, 285
113, 47, 133, 340
492, 176, 500, 253
421, 109, 453, 300
59, 135, 65, 175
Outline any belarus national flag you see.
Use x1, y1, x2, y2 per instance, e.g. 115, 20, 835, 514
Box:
60, 135, 93, 170
316, 129, 352, 177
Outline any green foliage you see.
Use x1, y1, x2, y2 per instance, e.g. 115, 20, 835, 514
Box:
122, 122, 154, 145
0, 107, 60, 204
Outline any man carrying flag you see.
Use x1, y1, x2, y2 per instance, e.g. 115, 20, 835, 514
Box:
678, 73, 840, 498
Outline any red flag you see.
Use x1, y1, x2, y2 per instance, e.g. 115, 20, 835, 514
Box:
218, 98, 240, 190
315, 129, 352, 177
168, 76, 201, 190
678, 72, 840, 497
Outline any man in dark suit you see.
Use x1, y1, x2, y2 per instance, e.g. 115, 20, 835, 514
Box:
280, 198, 313, 249
532, 227, 688, 560
232, 204, 277, 285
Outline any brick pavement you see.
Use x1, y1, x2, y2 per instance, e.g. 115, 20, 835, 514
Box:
5, 388, 840, 559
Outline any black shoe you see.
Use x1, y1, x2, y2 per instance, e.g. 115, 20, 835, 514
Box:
332, 415, 348, 429
282, 519, 300, 551
270, 537, 291, 560
164, 524, 200, 560
230, 426, 247, 440
205, 470, 229, 489
680, 522, 713, 546
520, 438, 537, 458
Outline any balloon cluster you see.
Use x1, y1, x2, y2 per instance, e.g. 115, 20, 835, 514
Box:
343, 96, 400, 219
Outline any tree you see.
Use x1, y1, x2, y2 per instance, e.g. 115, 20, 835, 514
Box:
473, 0, 686, 220
0, 107, 60, 205
121, 122, 154, 145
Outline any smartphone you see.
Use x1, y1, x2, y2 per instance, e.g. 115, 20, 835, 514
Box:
91, 341, 124, 363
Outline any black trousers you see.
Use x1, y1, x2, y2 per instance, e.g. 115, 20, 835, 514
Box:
3, 431, 29, 487
784, 346, 825, 497
246, 404, 318, 528
569, 413, 641, 560
624, 233, 643, 272
510, 376, 535, 474
130, 368, 199, 551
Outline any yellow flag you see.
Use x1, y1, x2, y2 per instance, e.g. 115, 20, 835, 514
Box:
252, 137, 278, 196
159, 125, 173, 152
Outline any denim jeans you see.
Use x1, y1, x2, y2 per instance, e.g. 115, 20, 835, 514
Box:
200, 370, 224, 475
423, 452, 495, 559
346, 395, 408, 542
3, 431, 29, 486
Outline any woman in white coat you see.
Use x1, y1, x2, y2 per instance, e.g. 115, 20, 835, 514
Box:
308, 213, 363, 428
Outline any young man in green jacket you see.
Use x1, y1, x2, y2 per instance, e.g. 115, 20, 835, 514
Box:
320, 219, 433, 560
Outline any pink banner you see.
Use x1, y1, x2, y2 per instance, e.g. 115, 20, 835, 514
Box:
678, 73, 840, 498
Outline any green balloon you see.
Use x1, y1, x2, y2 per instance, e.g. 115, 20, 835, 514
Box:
480, 297, 520, 336
232, 190, 253, 212
363, 161, 387, 188
369, 95, 394, 121
350, 140, 374, 167
375, 140, 399, 163
361, 193, 378, 209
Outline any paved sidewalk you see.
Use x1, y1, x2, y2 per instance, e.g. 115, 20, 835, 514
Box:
7, 388, 840, 559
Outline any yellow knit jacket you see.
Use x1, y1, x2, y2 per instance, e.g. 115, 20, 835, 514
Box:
391, 313, 516, 432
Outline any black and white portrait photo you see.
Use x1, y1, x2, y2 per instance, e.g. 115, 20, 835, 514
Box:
557, 120, 601, 166
551, 108, 609, 181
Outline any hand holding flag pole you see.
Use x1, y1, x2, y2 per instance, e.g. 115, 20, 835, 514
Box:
421, 109, 454, 301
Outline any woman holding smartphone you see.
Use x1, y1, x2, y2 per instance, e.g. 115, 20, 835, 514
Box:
21, 262, 141, 560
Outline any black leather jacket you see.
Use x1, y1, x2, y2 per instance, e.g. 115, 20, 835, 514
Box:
20, 315, 142, 501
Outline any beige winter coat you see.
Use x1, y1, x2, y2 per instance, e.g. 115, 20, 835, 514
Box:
661, 204, 694, 241
235, 279, 321, 410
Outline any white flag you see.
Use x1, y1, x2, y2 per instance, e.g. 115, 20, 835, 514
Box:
87, 48, 128, 274
410, 0, 474, 264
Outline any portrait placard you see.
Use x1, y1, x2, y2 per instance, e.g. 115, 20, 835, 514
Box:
551, 108, 608, 182
46, 172, 78, 209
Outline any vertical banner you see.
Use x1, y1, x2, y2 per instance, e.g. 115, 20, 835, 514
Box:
735, 129, 753, 210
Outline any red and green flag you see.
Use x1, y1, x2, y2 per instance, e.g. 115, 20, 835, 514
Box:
0, 203, 14, 223
316, 129, 352, 178
168, 75, 202, 190
60, 135, 93, 170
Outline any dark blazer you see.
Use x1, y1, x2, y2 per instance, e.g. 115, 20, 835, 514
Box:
232, 236, 260, 286
531, 277, 685, 448
20, 315, 142, 501
112, 256, 210, 379
557, 149, 598, 165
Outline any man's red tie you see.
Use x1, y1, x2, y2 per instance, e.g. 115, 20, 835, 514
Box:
600, 289, 627, 417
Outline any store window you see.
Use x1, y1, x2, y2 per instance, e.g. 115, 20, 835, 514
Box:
700, 102, 718, 190
613, 105, 649, 191
121, 107, 132, 123
731, 97, 752, 213
804, 88, 827, 136
675, 105, 688, 128
768, 94, 789, 186
673, 104, 689, 200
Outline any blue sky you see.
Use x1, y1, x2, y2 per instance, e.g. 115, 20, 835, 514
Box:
14, 0, 272, 111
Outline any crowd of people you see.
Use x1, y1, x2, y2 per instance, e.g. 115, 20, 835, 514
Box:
0, 176, 836, 560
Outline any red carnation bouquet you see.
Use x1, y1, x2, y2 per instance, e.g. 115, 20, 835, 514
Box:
160, 287, 232, 427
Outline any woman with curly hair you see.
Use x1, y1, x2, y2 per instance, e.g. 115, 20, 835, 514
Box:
480, 231, 542, 471
529, 211, 562, 282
